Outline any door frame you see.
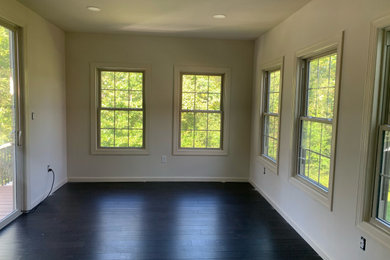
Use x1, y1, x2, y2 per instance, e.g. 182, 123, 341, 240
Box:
0, 18, 25, 230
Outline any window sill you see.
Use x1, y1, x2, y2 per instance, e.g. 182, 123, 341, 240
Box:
255, 155, 278, 175
289, 174, 331, 210
91, 147, 149, 155
173, 148, 228, 156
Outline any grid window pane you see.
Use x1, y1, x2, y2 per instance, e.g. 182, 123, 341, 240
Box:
307, 54, 337, 119
182, 75, 196, 92
262, 69, 281, 162
115, 111, 128, 129
208, 94, 221, 111
263, 115, 279, 161
298, 120, 332, 189
115, 129, 129, 147
194, 131, 207, 148
101, 90, 115, 108
129, 72, 143, 91
207, 131, 221, 148
264, 136, 277, 161
129, 130, 143, 147
208, 113, 221, 131
181, 131, 194, 148
98, 70, 145, 148
181, 112, 195, 131
195, 93, 208, 110
101, 71, 115, 89
100, 129, 114, 147
129, 111, 143, 129
195, 113, 207, 130
209, 76, 222, 93
182, 93, 195, 110
130, 91, 143, 108
268, 92, 279, 114
179, 74, 223, 149
196, 75, 209, 92
100, 110, 114, 129
115, 72, 129, 90
115, 90, 129, 108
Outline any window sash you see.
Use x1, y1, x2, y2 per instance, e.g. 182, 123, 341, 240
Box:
261, 70, 281, 162
298, 117, 332, 190
374, 126, 390, 226
297, 52, 337, 191
373, 32, 390, 228
178, 73, 224, 150
97, 70, 146, 149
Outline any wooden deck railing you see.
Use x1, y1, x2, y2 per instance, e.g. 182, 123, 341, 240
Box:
0, 143, 13, 186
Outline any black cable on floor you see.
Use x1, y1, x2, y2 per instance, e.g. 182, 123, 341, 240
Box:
24, 168, 55, 214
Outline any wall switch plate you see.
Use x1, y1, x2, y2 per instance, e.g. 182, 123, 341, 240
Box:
360, 236, 366, 251
161, 155, 167, 163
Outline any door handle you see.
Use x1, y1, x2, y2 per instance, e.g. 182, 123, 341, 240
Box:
17, 130, 22, 146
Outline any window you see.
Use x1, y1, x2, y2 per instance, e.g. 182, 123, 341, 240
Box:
259, 58, 284, 172
357, 17, 390, 246
262, 70, 281, 162
298, 52, 337, 190
90, 64, 150, 154
372, 29, 390, 229
173, 66, 230, 155
180, 74, 223, 149
292, 34, 343, 208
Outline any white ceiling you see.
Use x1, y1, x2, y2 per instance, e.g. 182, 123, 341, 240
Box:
18, 0, 311, 39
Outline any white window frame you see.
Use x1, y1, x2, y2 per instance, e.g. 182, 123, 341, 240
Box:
290, 32, 344, 210
173, 66, 231, 156
357, 14, 390, 248
257, 57, 284, 174
90, 63, 151, 155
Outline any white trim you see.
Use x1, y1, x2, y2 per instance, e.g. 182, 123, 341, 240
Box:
0, 211, 22, 230
356, 13, 390, 248
68, 176, 247, 182
290, 31, 344, 211
249, 179, 330, 260
90, 62, 151, 155
172, 65, 231, 156
257, 57, 284, 175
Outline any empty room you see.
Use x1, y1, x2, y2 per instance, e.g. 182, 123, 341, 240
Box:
0, 0, 390, 259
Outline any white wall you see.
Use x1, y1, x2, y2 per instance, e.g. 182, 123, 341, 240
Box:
250, 0, 390, 259
0, 0, 67, 210
66, 33, 253, 181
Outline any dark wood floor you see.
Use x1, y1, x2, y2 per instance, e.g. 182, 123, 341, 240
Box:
0, 182, 321, 260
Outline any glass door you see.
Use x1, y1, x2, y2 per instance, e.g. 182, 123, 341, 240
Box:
0, 21, 21, 224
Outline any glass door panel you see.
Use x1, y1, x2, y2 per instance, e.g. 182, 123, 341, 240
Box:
0, 24, 17, 221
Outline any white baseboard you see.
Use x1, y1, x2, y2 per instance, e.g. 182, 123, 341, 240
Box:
249, 178, 329, 260
68, 176, 248, 183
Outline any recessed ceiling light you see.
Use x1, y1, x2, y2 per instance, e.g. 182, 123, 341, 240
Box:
87, 6, 101, 12
213, 14, 226, 19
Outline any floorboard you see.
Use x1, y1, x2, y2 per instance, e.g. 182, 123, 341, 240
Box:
0, 182, 322, 260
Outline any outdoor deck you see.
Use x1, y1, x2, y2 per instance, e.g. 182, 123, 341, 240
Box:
0, 185, 13, 220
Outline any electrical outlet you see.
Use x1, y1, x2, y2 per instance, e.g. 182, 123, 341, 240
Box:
161, 155, 167, 163
360, 236, 366, 251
